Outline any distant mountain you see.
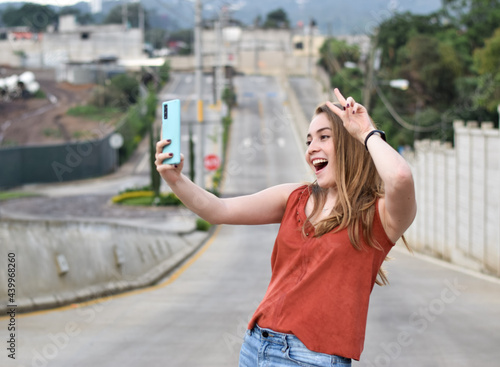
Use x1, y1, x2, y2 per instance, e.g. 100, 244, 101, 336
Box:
0, 0, 442, 35
226, 0, 442, 35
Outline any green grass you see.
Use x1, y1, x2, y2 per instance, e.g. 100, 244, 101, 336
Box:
0, 191, 40, 201
43, 127, 62, 138
118, 196, 154, 206
66, 105, 123, 123
0, 139, 18, 147
34, 89, 46, 99
113, 191, 182, 207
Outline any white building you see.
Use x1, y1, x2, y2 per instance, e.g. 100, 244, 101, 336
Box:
0, 15, 145, 69
43, 15, 144, 66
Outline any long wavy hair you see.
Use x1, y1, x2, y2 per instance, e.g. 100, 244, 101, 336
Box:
304, 103, 408, 285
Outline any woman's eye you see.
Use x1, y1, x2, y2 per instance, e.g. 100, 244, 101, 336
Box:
321, 135, 330, 140
306, 141, 311, 146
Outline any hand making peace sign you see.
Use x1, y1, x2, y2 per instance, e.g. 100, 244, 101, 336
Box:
326, 88, 376, 143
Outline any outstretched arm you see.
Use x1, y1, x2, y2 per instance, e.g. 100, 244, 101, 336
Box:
155, 140, 300, 225
327, 88, 416, 243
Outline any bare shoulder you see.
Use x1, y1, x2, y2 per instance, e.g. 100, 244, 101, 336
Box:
271, 183, 305, 200
218, 183, 305, 225
253, 183, 305, 209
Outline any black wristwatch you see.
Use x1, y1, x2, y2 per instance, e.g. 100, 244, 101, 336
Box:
364, 130, 386, 151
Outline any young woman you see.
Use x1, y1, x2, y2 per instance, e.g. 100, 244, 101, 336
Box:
155, 88, 417, 366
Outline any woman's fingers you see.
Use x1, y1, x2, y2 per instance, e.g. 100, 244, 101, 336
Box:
333, 88, 346, 105
326, 101, 344, 117
155, 139, 173, 162
332, 89, 358, 115
350, 102, 360, 114
156, 153, 184, 170
330, 90, 364, 116
155, 139, 171, 154
345, 96, 355, 108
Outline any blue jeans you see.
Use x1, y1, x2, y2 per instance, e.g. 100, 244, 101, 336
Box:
238, 325, 351, 367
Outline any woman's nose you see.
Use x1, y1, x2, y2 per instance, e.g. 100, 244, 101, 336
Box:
307, 139, 319, 154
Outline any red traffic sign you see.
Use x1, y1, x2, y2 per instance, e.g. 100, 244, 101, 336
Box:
204, 154, 221, 171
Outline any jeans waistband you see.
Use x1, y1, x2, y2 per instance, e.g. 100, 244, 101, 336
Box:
250, 324, 305, 348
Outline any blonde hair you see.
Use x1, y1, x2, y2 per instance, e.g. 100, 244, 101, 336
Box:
304, 103, 400, 285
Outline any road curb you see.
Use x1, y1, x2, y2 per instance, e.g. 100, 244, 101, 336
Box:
0, 217, 212, 315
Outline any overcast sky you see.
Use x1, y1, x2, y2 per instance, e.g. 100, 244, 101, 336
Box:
0, 0, 89, 5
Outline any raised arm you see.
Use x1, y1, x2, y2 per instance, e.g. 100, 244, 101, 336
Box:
327, 88, 416, 243
155, 140, 300, 225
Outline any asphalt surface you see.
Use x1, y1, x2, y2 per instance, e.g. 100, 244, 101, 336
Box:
1, 74, 500, 367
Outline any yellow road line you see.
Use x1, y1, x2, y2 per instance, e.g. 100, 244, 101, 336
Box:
7, 226, 221, 319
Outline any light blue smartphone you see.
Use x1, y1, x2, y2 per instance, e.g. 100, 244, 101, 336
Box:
162, 99, 181, 165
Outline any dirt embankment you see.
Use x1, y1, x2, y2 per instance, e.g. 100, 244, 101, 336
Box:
0, 68, 115, 147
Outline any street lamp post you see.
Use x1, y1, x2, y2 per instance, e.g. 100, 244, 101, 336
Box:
194, 0, 205, 188
364, 77, 409, 112
386, 79, 409, 90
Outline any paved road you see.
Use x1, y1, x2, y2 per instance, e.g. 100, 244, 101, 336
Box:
2, 75, 500, 367
289, 76, 328, 121
1, 74, 310, 367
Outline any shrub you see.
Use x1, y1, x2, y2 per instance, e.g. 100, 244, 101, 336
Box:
196, 218, 212, 231
111, 190, 182, 206
109, 74, 140, 108
159, 60, 170, 84
67, 105, 122, 123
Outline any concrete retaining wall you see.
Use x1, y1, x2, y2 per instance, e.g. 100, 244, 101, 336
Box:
0, 218, 209, 313
405, 120, 500, 277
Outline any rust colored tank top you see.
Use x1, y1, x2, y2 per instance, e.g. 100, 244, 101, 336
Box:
248, 185, 394, 360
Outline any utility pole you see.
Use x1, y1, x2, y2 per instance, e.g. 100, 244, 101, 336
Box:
215, 19, 223, 107
254, 39, 259, 73
308, 18, 315, 76
138, 3, 144, 36
122, 1, 128, 29
362, 28, 381, 112
362, 44, 375, 112
194, 0, 205, 188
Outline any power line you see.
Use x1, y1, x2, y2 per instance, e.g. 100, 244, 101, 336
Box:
374, 84, 443, 133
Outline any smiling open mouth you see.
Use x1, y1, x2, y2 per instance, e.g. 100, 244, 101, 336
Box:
312, 158, 328, 172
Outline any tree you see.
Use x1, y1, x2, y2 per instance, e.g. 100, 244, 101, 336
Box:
400, 35, 462, 107
253, 14, 262, 28
319, 38, 363, 102
59, 7, 94, 25
472, 27, 500, 112
376, 12, 446, 71
1, 4, 57, 31
263, 8, 289, 29
103, 3, 149, 29
319, 38, 360, 72
441, 0, 500, 48
146, 28, 167, 49
109, 74, 140, 109
474, 27, 500, 74
167, 29, 193, 55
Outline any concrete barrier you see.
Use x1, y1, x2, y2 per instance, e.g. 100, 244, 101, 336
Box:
0, 218, 210, 313
404, 121, 500, 277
